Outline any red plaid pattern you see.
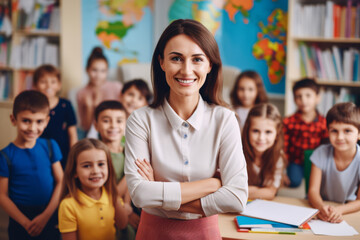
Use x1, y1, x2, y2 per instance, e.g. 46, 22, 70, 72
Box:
283, 112, 328, 165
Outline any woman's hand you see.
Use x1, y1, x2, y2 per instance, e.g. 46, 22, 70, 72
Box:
136, 159, 154, 181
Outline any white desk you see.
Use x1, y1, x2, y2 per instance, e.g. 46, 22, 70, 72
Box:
219, 196, 360, 240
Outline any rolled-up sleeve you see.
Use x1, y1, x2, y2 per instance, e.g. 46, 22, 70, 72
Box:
124, 110, 181, 210
201, 112, 248, 216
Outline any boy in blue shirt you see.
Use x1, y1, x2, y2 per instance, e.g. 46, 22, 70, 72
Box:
0, 90, 63, 239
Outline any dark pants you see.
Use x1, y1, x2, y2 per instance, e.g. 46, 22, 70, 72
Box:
8, 205, 60, 240
287, 162, 304, 188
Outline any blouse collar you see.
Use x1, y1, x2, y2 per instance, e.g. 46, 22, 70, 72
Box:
163, 95, 205, 131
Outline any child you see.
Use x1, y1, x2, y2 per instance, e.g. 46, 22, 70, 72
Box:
94, 100, 138, 239
241, 103, 285, 200
33, 64, 78, 169
77, 47, 122, 134
120, 79, 152, 116
308, 102, 360, 223
58, 138, 128, 240
0, 90, 63, 239
86, 79, 152, 139
230, 70, 268, 130
283, 78, 328, 188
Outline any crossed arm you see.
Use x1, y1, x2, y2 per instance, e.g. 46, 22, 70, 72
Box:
135, 159, 221, 215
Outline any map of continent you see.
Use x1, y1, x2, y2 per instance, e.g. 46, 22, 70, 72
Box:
95, 0, 152, 64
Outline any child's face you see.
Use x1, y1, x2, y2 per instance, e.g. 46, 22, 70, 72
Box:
35, 74, 61, 99
120, 85, 147, 114
294, 88, 319, 114
95, 109, 127, 143
248, 117, 277, 156
11, 110, 49, 144
76, 148, 109, 195
328, 122, 360, 153
87, 60, 108, 86
236, 77, 257, 108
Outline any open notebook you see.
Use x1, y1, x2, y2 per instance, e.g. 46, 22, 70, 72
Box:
241, 199, 319, 227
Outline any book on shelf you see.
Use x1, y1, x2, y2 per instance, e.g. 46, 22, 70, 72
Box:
299, 42, 360, 82
17, 1, 60, 33
0, 71, 11, 100
293, 0, 360, 38
318, 88, 358, 115
9, 36, 59, 69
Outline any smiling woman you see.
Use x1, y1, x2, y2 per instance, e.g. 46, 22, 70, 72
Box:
124, 19, 248, 240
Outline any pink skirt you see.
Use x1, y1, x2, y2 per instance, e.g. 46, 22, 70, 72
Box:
136, 211, 221, 240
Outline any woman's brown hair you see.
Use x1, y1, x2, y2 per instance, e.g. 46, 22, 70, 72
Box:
242, 103, 284, 187
150, 19, 227, 108
61, 138, 117, 207
230, 70, 268, 108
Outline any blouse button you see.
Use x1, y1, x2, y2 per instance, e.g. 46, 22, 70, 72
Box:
184, 134, 188, 139
184, 160, 189, 165
101, 217, 103, 220
183, 122, 189, 127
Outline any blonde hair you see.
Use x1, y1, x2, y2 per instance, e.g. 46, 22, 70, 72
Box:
61, 138, 117, 206
242, 103, 284, 186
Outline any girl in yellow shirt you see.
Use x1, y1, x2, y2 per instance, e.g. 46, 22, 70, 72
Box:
58, 139, 128, 240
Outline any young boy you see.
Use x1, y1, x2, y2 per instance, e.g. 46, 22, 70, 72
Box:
94, 100, 138, 239
283, 78, 328, 187
0, 90, 63, 239
308, 102, 360, 223
33, 64, 78, 169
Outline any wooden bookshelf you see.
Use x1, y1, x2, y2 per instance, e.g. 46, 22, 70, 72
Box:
0, 0, 61, 103
285, 0, 360, 115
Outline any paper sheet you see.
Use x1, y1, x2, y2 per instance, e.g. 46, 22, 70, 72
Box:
308, 220, 359, 236
241, 199, 318, 227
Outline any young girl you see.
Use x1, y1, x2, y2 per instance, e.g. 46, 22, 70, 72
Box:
242, 103, 285, 200
77, 47, 122, 134
58, 139, 128, 240
230, 70, 268, 130
33, 64, 78, 169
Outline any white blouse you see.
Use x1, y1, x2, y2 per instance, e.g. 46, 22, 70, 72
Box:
125, 96, 248, 220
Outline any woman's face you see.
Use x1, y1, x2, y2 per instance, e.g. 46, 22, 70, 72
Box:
159, 34, 212, 101
87, 59, 108, 86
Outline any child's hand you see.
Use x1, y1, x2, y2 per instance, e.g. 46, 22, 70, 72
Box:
327, 206, 343, 223
128, 212, 140, 229
136, 159, 154, 181
318, 205, 331, 221
282, 174, 290, 187
26, 213, 48, 237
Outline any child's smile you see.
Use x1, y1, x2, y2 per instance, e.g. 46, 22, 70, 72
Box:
76, 148, 109, 198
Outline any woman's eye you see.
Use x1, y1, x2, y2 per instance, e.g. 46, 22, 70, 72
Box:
98, 163, 106, 167
266, 130, 273, 134
171, 56, 181, 61
193, 57, 203, 62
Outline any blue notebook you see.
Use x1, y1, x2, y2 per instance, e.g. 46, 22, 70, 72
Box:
235, 216, 294, 229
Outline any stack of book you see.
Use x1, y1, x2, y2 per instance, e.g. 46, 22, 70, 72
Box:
298, 42, 360, 82
234, 199, 318, 235
292, 0, 360, 38
0, 36, 10, 67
